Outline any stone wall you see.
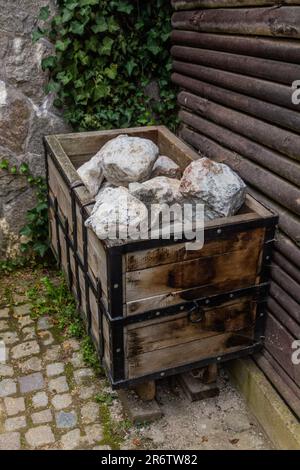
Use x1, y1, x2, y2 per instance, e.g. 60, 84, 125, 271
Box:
0, 0, 69, 259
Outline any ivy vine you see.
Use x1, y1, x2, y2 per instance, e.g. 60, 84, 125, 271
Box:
35, 0, 178, 131
0, 159, 49, 258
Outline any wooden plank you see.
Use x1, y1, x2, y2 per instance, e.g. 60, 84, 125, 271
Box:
271, 263, 300, 304
172, 8, 300, 38
174, 72, 300, 134
178, 91, 300, 163
178, 109, 300, 188
157, 125, 199, 168
171, 30, 300, 64
269, 281, 300, 324
173, 60, 298, 112
58, 126, 159, 157
126, 234, 263, 302
128, 328, 254, 378
172, 0, 300, 9
48, 160, 73, 227
255, 350, 300, 419
273, 250, 300, 285
248, 186, 300, 245
87, 228, 108, 301
172, 46, 300, 86
126, 228, 264, 271
275, 232, 300, 270
265, 313, 300, 385
268, 296, 300, 338
127, 299, 255, 356
179, 125, 300, 217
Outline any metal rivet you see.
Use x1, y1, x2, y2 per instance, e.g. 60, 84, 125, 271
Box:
180, 306, 184, 311
229, 293, 234, 298
266, 255, 270, 261
160, 372, 165, 377
260, 312, 264, 317
217, 356, 221, 361
205, 299, 210, 304
113, 283, 119, 289
116, 348, 121, 353
156, 311, 160, 316
217, 229, 222, 234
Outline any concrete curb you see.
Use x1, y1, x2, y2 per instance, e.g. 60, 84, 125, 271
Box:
227, 358, 300, 450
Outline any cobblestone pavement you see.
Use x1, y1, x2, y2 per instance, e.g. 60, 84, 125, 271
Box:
0, 270, 272, 450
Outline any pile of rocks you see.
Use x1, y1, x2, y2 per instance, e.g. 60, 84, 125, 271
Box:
77, 135, 246, 240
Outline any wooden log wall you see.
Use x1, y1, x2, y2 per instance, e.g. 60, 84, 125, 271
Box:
171, 0, 300, 418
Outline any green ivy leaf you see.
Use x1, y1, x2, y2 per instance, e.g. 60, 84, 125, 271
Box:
39, 6, 50, 21
70, 21, 85, 35
100, 37, 114, 55
104, 64, 118, 80
91, 16, 107, 33
125, 59, 137, 77
94, 83, 110, 101
0, 159, 9, 170
33, 242, 49, 258
55, 39, 71, 52
20, 225, 32, 237
41, 56, 56, 70
80, 0, 99, 5
10, 166, 17, 175
115, 1, 134, 14
32, 28, 46, 43
61, 8, 74, 23
19, 163, 29, 175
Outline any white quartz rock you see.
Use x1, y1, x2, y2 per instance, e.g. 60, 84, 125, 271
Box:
77, 151, 104, 198
151, 155, 182, 179
95, 180, 117, 200
101, 134, 159, 186
179, 157, 246, 219
85, 187, 149, 240
129, 176, 182, 206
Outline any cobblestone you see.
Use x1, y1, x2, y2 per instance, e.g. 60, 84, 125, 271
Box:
32, 391, 48, 409
4, 397, 25, 416
11, 340, 40, 359
55, 410, 77, 429
32, 409, 53, 424
51, 393, 72, 410
0, 379, 17, 397
14, 305, 31, 317
81, 402, 99, 424
48, 376, 69, 394
60, 429, 81, 450
5, 415, 26, 431
0, 320, 9, 331
19, 357, 42, 373
0, 308, 9, 318
18, 372, 44, 394
46, 362, 64, 377
0, 432, 21, 450
0, 364, 14, 377
25, 425, 55, 448
1, 331, 19, 344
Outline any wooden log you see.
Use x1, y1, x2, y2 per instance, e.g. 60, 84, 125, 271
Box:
172, 7, 300, 38
276, 232, 300, 269
247, 186, 300, 245
265, 312, 300, 384
273, 250, 300, 285
173, 72, 300, 133
173, 60, 298, 111
202, 363, 218, 384
134, 381, 156, 402
172, 0, 300, 10
270, 281, 300, 324
171, 31, 300, 64
179, 109, 300, 188
268, 296, 300, 338
271, 263, 300, 304
178, 91, 300, 162
255, 351, 300, 419
171, 45, 300, 86
177, 124, 300, 217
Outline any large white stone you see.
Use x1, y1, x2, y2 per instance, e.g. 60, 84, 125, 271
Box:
151, 155, 182, 179
101, 135, 159, 186
85, 187, 149, 240
179, 157, 246, 219
129, 176, 182, 206
77, 152, 104, 198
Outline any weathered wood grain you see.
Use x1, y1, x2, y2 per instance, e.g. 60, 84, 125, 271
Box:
172, 8, 300, 38
172, 0, 300, 10
171, 30, 300, 63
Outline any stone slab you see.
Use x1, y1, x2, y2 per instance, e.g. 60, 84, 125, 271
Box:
117, 389, 162, 424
